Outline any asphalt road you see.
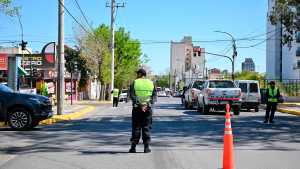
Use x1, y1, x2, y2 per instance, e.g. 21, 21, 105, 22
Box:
0, 97, 300, 169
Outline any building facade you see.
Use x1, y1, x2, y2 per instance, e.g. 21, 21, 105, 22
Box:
266, 0, 300, 80
242, 58, 255, 72
170, 36, 205, 88
208, 68, 224, 80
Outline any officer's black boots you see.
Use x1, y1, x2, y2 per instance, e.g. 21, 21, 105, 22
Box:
144, 144, 151, 153
129, 143, 136, 153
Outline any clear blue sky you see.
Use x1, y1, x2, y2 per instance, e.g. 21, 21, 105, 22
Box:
0, 0, 268, 74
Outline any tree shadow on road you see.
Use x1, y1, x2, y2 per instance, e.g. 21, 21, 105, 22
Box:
1, 102, 300, 155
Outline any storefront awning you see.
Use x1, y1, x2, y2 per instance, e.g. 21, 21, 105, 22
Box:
18, 66, 29, 76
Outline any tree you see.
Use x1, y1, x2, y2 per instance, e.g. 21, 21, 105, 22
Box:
78, 24, 143, 100
235, 71, 265, 81
269, 0, 300, 46
79, 24, 111, 100
0, 0, 19, 16
155, 74, 170, 88
65, 46, 90, 90
114, 27, 142, 89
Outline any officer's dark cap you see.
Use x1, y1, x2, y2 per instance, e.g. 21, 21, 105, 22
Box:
137, 68, 147, 76
269, 81, 275, 85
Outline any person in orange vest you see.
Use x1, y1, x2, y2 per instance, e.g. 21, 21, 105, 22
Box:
264, 81, 280, 124
129, 68, 157, 153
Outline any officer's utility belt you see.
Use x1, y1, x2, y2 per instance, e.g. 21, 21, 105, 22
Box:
135, 96, 151, 107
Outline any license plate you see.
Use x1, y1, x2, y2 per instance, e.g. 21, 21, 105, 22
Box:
220, 101, 229, 104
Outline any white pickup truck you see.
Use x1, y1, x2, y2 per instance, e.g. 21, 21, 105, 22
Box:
196, 80, 242, 115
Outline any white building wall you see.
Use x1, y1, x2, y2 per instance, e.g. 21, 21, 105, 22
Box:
266, 0, 299, 79
170, 42, 186, 82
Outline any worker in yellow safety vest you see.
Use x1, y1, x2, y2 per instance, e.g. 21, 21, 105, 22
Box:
129, 68, 157, 153
264, 81, 280, 124
111, 88, 120, 107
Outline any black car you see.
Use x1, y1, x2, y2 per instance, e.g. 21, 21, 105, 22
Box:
0, 84, 53, 130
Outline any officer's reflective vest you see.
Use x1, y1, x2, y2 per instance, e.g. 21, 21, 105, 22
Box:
113, 89, 119, 98
134, 78, 154, 104
41, 82, 48, 96
268, 87, 278, 103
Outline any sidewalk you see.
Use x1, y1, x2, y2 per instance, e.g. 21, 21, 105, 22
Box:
41, 103, 95, 125
0, 100, 101, 127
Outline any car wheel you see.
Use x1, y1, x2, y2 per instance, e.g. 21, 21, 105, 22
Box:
197, 102, 203, 113
8, 108, 32, 130
255, 107, 259, 112
203, 105, 210, 114
184, 101, 189, 109
234, 107, 240, 115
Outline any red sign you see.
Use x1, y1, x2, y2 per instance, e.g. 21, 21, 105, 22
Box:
0, 54, 8, 70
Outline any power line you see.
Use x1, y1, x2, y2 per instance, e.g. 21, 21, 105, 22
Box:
58, 0, 90, 34
237, 30, 279, 48
73, 0, 94, 32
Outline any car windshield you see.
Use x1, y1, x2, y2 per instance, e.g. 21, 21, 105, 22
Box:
122, 89, 128, 93
239, 83, 248, 93
209, 81, 235, 88
192, 81, 204, 90
0, 84, 13, 93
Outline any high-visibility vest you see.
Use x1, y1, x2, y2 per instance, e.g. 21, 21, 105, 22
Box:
179, 81, 184, 91
268, 87, 278, 103
113, 88, 119, 97
41, 82, 48, 96
134, 78, 154, 104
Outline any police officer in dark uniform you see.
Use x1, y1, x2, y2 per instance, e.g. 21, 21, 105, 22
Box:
129, 68, 156, 153
264, 81, 280, 124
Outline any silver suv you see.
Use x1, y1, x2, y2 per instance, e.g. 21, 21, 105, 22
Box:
183, 80, 205, 109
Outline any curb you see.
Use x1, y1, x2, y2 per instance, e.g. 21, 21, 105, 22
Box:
0, 105, 96, 127
261, 104, 300, 116
40, 106, 96, 125
277, 107, 300, 116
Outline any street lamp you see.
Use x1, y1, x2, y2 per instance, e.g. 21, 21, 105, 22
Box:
214, 31, 237, 80
204, 52, 234, 79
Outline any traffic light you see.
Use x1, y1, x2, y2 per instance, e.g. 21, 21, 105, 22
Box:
32, 66, 38, 77
74, 61, 78, 72
20, 40, 28, 51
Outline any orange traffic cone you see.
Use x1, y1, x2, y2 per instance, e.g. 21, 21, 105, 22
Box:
223, 104, 235, 169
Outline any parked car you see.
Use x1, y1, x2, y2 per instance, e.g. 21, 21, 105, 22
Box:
0, 84, 53, 130
235, 80, 261, 112
184, 80, 205, 109
119, 89, 128, 102
197, 80, 241, 115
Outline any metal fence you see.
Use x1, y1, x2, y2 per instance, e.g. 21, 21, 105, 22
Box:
260, 79, 300, 97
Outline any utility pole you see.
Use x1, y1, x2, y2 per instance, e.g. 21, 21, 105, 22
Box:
279, 18, 283, 82
214, 31, 237, 81
57, 0, 65, 115
106, 0, 125, 100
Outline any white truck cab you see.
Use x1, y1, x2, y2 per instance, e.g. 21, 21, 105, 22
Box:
197, 80, 242, 115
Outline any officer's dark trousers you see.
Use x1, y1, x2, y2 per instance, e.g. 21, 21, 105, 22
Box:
265, 102, 277, 122
113, 97, 119, 107
130, 107, 152, 145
